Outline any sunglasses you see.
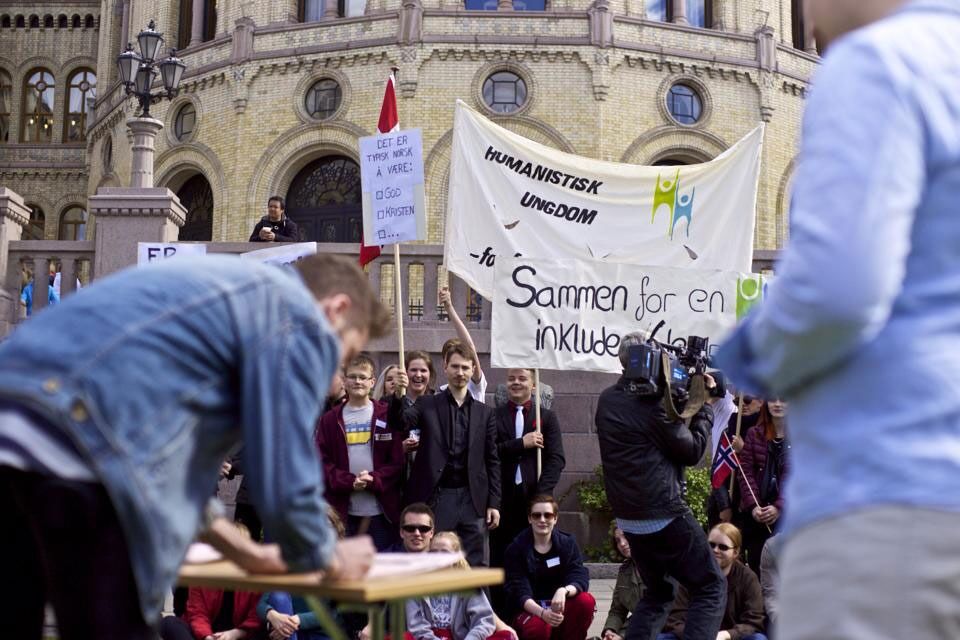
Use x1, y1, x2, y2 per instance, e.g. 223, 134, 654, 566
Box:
401, 524, 433, 534
709, 542, 735, 552
530, 511, 557, 521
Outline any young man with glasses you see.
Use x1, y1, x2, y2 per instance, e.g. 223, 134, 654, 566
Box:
503, 495, 594, 640
316, 354, 404, 550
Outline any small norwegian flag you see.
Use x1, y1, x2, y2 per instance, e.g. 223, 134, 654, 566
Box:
711, 431, 739, 489
358, 71, 400, 267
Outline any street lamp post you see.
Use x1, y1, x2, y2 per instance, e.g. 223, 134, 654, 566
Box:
115, 20, 186, 187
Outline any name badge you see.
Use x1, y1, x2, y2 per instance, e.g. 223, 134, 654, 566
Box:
375, 432, 394, 441
546, 557, 561, 568
375, 419, 388, 430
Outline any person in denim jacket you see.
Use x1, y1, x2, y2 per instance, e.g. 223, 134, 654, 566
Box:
0, 253, 390, 640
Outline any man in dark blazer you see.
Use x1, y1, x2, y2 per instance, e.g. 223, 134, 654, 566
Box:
490, 368, 566, 569
389, 343, 501, 566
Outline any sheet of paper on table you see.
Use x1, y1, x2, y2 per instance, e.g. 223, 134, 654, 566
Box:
183, 543, 463, 578
366, 552, 463, 579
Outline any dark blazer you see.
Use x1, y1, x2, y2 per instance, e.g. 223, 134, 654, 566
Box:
314, 400, 405, 524
388, 390, 501, 516
495, 403, 565, 497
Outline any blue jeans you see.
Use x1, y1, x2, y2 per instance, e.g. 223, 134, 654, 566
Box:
623, 512, 726, 640
266, 592, 329, 640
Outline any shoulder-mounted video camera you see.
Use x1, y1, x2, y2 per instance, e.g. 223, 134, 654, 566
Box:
623, 321, 717, 419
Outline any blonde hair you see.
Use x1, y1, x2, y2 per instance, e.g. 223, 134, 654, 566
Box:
432, 531, 470, 570
710, 522, 742, 550
372, 364, 401, 401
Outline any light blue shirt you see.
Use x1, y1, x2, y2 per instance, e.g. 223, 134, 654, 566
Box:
716, 0, 960, 536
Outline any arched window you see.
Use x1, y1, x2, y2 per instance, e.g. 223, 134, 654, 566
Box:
59, 207, 87, 240
176, 174, 214, 241
21, 68, 55, 143
285, 156, 362, 242
15, 15, 25, 28
71, 14, 81, 28
57, 14, 67, 28
0, 69, 11, 143
84, 14, 95, 28
29, 14, 39, 28
65, 69, 96, 142
43, 14, 53, 27
0, 15, 9, 28
25, 205, 45, 240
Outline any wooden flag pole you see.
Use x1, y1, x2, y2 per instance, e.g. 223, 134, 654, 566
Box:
535, 368, 542, 480
394, 243, 406, 374
729, 446, 772, 534
729, 392, 744, 493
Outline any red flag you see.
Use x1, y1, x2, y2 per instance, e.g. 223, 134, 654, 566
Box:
358, 72, 400, 267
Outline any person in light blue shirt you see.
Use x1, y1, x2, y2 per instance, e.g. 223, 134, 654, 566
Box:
715, 1, 960, 638
0, 254, 390, 639
19, 275, 59, 316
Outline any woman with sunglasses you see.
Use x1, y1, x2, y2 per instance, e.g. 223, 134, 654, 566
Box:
504, 495, 594, 640
659, 523, 766, 640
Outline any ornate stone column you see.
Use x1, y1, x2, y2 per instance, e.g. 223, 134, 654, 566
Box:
190, 0, 205, 46
88, 118, 187, 277
0, 187, 29, 284
671, 0, 687, 24
127, 117, 164, 189
324, 0, 339, 19
802, 13, 817, 53
0, 188, 29, 336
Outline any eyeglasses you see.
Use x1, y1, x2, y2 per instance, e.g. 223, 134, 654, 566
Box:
530, 511, 556, 521
401, 524, 433, 534
709, 542, 735, 552
345, 374, 372, 382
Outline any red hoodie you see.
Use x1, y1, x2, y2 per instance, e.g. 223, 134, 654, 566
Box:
185, 587, 262, 639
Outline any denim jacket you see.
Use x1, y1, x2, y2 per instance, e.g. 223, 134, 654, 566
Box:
0, 256, 340, 623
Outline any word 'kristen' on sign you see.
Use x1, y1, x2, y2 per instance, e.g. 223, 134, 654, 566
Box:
359, 128, 426, 246
137, 242, 207, 265
445, 100, 764, 299
491, 257, 769, 374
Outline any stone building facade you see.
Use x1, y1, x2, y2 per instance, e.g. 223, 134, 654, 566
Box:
0, 2, 101, 241
0, 0, 815, 536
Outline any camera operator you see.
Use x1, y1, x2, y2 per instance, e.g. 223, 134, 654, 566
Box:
595, 331, 725, 640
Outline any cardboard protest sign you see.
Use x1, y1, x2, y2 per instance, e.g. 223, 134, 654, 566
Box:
360, 128, 426, 246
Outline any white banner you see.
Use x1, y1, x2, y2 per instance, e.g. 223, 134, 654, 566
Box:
137, 242, 207, 265
445, 101, 763, 299
241, 242, 317, 265
360, 128, 426, 246
491, 257, 769, 374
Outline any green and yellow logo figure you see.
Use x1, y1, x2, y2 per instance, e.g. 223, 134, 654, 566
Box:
736, 275, 764, 320
652, 170, 697, 240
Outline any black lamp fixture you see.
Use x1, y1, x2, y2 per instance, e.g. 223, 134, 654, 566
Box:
116, 20, 187, 118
